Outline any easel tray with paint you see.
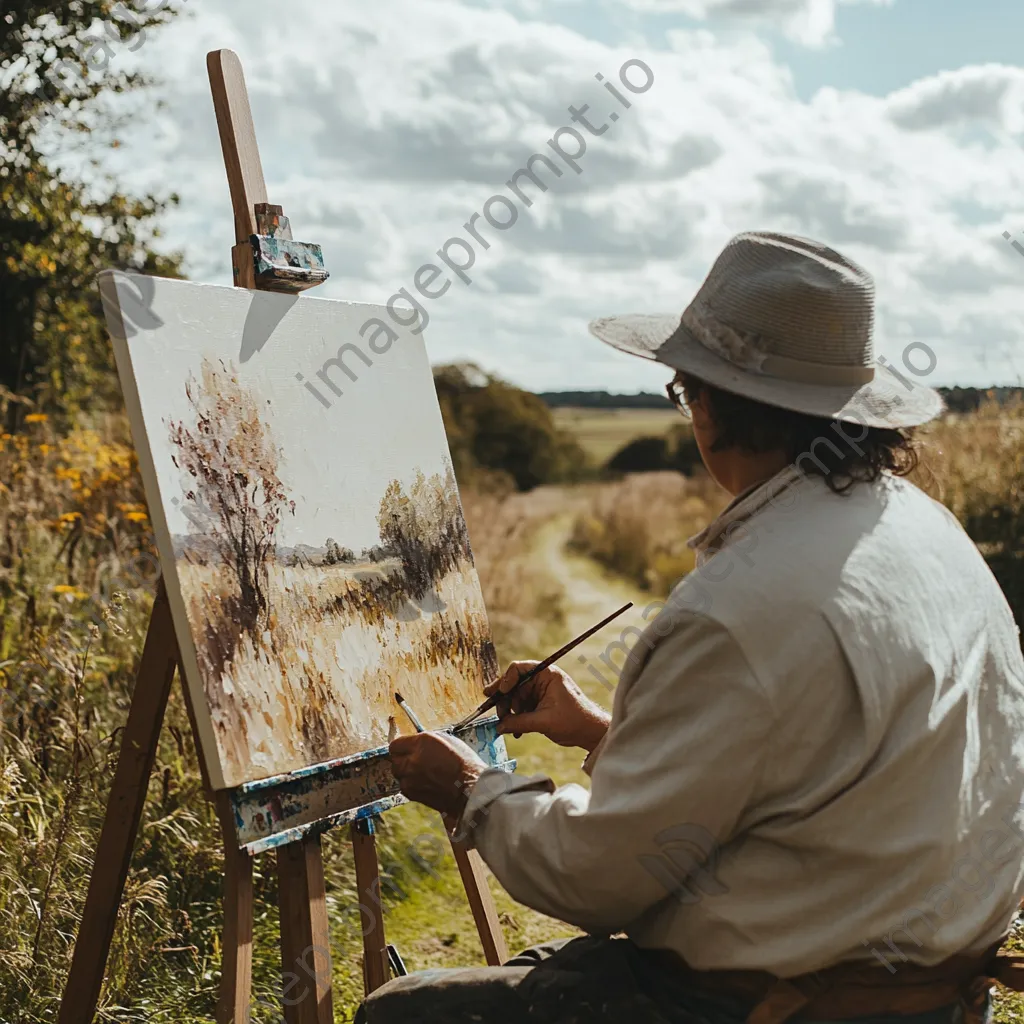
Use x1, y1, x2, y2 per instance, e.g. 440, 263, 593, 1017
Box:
233, 717, 516, 855
58, 49, 512, 1024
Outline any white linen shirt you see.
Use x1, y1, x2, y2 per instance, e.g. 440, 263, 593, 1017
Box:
461, 467, 1024, 977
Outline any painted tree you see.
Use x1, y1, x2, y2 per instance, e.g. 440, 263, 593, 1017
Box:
377, 463, 471, 598
168, 358, 293, 635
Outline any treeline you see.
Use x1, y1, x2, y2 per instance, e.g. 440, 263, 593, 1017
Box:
538, 387, 1024, 414
538, 390, 671, 409
377, 465, 471, 598
1, 1, 183, 426
938, 387, 1024, 413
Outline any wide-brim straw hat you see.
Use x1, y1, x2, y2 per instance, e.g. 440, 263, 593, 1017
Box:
588, 231, 943, 428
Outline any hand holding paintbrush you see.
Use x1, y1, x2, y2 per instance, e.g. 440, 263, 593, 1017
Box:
389, 602, 632, 822
455, 601, 632, 738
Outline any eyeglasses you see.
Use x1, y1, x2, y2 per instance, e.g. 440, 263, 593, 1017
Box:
665, 377, 691, 419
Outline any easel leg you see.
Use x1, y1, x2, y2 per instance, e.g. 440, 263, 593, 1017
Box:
449, 836, 508, 966
278, 833, 334, 1024
58, 584, 179, 1024
216, 794, 253, 1024
351, 820, 390, 995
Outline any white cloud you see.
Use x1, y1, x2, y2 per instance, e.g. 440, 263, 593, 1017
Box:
58, 0, 1024, 392
886, 64, 1024, 132
614, 0, 894, 48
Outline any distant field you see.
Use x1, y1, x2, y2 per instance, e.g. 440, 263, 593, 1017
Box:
553, 406, 681, 463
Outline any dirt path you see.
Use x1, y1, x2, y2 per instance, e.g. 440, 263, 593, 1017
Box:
535, 512, 649, 686
506, 513, 650, 785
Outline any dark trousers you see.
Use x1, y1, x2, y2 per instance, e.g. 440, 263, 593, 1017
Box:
355, 935, 977, 1024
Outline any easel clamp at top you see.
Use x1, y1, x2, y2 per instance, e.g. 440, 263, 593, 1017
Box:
208, 49, 328, 292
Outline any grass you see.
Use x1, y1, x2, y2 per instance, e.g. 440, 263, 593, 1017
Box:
551, 407, 681, 464
568, 470, 729, 594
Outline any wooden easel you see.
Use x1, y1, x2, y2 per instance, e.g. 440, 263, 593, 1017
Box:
58, 49, 507, 1024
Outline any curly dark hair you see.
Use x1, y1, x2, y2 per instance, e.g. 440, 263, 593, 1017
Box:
678, 373, 919, 494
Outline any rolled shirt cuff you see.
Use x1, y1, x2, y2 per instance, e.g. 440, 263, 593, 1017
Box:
455, 768, 556, 848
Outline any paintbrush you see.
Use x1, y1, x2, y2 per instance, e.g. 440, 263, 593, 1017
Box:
454, 601, 634, 729
394, 692, 425, 733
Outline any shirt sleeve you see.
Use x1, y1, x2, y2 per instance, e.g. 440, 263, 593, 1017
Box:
459, 613, 775, 934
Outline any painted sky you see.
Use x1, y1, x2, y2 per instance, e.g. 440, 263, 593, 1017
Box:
59, 0, 1024, 390
108, 275, 449, 551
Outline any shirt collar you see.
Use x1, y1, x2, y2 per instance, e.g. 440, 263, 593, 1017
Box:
688, 464, 806, 562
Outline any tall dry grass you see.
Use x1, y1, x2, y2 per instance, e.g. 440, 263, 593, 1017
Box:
568, 471, 729, 594
912, 398, 1024, 627
178, 557, 495, 785
461, 487, 567, 657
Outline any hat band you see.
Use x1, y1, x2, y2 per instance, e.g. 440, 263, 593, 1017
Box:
761, 352, 875, 386
680, 305, 875, 387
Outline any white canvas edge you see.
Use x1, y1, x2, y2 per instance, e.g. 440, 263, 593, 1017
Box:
99, 268, 231, 790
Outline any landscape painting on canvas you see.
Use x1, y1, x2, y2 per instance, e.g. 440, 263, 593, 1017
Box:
100, 272, 496, 789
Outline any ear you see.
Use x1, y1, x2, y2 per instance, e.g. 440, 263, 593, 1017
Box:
688, 389, 715, 432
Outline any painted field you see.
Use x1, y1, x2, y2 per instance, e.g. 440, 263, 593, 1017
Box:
552, 407, 681, 464
178, 557, 495, 783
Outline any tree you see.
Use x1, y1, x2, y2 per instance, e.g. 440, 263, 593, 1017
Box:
1, 2, 185, 422
606, 435, 671, 474
433, 363, 588, 491
323, 538, 356, 565
168, 358, 294, 635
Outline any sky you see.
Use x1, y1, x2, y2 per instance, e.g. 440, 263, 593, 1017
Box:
62, 0, 1024, 392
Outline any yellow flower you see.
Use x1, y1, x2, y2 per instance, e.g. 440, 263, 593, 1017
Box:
58, 512, 82, 524
124, 511, 148, 523
53, 585, 88, 600
23, 413, 48, 424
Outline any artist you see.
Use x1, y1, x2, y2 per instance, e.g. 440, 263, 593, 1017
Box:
363, 232, 1024, 1024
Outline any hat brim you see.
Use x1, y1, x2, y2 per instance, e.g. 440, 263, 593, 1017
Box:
588, 313, 943, 429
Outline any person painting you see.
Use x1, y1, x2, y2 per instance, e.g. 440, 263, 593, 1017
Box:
360, 232, 1024, 1024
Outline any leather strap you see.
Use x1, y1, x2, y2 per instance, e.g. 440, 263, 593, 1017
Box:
644, 938, 1024, 1024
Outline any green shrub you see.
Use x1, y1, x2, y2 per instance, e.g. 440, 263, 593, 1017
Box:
604, 423, 702, 477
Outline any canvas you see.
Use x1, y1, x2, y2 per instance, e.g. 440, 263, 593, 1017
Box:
99, 271, 497, 790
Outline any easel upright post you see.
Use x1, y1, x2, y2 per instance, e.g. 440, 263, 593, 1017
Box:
207, 49, 265, 289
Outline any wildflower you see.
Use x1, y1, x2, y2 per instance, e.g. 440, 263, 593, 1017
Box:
58, 512, 82, 524
52, 585, 88, 600
23, 413, 48, 424
124, 511, 148, 523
